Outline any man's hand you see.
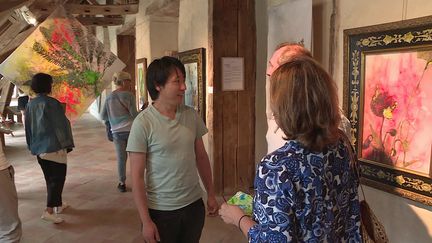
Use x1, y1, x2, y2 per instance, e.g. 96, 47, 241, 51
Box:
207, 195, 219, 216
141, 219, 160, 243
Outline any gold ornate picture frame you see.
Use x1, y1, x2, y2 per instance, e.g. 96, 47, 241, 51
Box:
136, 58, 147, 110
177, 48, 206, 122
344, 16, 432, 206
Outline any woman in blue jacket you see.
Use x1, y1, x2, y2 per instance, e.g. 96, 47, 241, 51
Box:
25, 73, 74, 224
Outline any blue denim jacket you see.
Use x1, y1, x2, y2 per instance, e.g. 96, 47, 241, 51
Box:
25, 94, 74, 155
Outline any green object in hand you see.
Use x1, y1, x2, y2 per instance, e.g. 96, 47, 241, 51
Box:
227, 191, 253, 216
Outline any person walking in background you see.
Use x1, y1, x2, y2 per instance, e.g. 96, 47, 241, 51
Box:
219, 57, 361, 242
127, 56, 218, 243
101, 71, 138, 192
0, 145, 21, 242
25, 73, 74, 224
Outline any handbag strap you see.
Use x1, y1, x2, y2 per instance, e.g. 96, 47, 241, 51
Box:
338, 129, 366, 200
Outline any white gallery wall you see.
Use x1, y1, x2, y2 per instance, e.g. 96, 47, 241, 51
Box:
178, 0, 208, 52
135, 15, 151, 62
149, 19, 178, 60
136, 1, 178, 62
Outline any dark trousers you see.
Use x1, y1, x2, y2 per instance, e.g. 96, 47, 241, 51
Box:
148, 199, 205, 243
37, 157, 67, 208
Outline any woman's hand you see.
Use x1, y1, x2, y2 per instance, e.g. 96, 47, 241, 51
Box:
218, 203, 245, 226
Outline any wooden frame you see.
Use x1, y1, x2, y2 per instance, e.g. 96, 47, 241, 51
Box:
177, 48, 206, 122
344, 16, 432, 206
135, 58, 147, 110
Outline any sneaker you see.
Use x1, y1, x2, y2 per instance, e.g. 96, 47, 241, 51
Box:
54, 202, 69, 214
41, 211, 64, 224
117, 183, 126, 192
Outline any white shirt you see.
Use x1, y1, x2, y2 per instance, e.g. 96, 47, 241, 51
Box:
39, 149, 67, 164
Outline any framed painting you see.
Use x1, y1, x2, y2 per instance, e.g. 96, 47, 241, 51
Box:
344, 16, 432, 205
177, 48, 206, 122
136, 58, 147, 110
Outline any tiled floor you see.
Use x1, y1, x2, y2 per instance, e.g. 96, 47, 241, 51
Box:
5, 113, 247, 243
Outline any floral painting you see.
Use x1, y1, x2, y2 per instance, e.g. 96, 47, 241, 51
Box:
344, 16, 432, 205
0, 6, 125, 121
362, 51, 432, 175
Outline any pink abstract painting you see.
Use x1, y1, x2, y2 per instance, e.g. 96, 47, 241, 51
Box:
362, 50, 432, 175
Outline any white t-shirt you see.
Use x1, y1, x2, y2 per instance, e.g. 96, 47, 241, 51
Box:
127, 104, 207, 210
39, 149, 67, 164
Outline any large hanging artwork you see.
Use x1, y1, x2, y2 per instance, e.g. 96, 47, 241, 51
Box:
344, 16, 432, 206
0, 6, 125, 121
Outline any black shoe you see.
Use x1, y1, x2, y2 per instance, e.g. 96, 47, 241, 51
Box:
117, 183, 126, 192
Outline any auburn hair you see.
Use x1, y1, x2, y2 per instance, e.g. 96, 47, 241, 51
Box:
270, 56, 341, 151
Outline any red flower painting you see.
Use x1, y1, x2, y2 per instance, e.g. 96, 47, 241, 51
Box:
362, 51, 432, 175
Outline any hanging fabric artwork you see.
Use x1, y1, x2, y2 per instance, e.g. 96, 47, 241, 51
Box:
0, 5, 125, 121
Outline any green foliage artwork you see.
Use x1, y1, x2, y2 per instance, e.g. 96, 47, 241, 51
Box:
0, 6, 125, 121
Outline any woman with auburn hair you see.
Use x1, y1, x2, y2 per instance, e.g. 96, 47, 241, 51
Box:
219, 57, 361, 242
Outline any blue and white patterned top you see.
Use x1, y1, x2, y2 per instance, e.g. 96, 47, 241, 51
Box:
248, 140, 361, 242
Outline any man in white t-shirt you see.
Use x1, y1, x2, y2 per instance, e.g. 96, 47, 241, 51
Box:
0, 145, 21, 243
127, 57, 218, 243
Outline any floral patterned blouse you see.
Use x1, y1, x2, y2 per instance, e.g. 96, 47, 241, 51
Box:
248, 140, 361, 242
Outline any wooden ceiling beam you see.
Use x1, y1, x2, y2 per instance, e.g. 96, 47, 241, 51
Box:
28, 0, 56, 21
76, 16, 124, 26
67, 3, 139, 15
0, 26, 35, 63
66, 0, 83, 3
0, 19, 29, 51
145, 0, 178, 18
86, 0, 100, 4
0, 0, 32, 14
116, 19, 135, 35
31, 3, 138, 16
